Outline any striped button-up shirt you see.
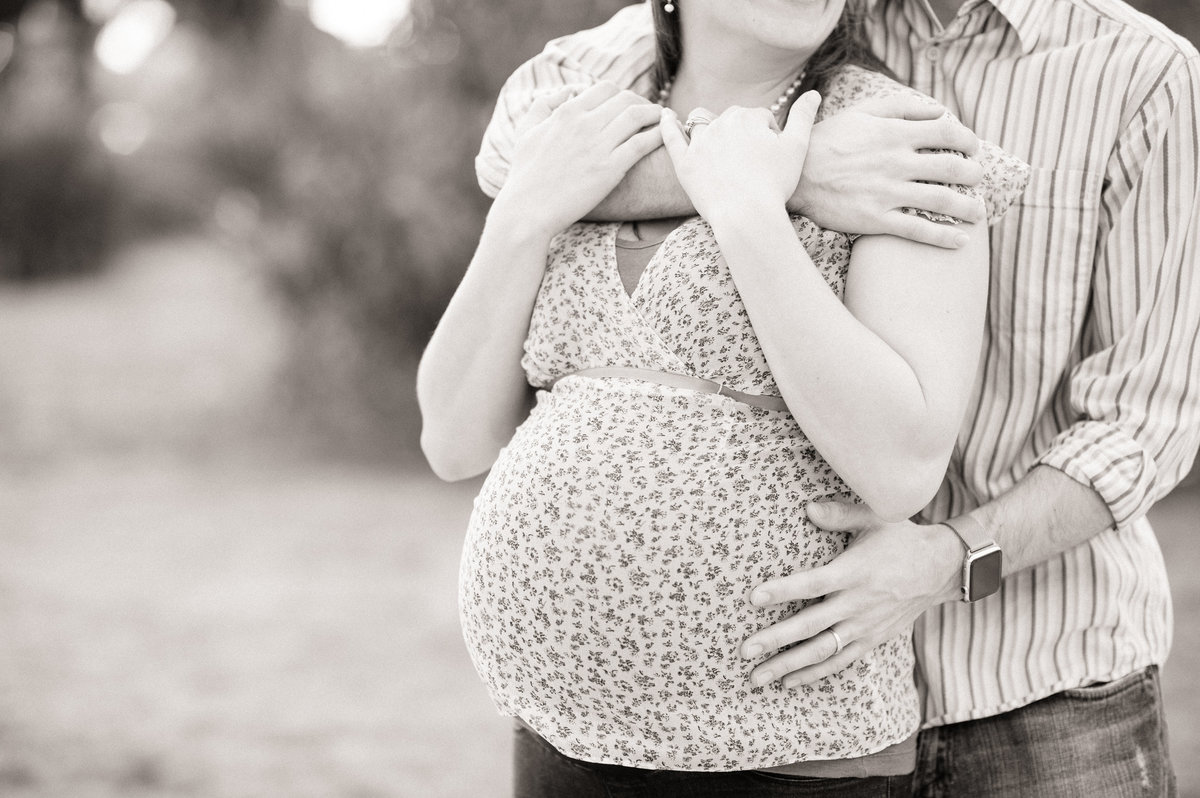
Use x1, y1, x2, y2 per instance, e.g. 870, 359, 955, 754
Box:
474, 0, 1200, 728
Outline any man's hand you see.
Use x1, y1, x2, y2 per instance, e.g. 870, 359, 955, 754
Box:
796, 95, 986, 249
740, 500, 962, 688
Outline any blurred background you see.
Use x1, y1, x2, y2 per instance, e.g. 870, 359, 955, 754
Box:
0, 0, 1195, 795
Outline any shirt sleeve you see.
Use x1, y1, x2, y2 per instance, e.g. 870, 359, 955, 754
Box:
1035, 54, 1200, 527
475, 4, 657, 198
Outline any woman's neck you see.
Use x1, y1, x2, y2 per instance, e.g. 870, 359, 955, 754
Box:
669, 59, 806, 117
668, 20, 810, 115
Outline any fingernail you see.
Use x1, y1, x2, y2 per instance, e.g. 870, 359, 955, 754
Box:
752, 670, 774, 687
954, 233, 970, 248
750, 590, 770, 606
782, 676, 802, 689
742, 643, 763, 659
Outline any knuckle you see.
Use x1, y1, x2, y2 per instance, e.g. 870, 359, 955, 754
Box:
556, 101, 582, 119
962, 160, 985, 184
764, 575, 795, 600
952, 128, 980, 155
932, 156, 964, 183
754, 632, 779, 653
928, 227, 957, 248
615, 105, 639, 124
899, 215, 925, 239
634, 105, 662, 125
616, 89, 645, 106
946, 191, 976, 213
933, 120, 957, 147
808, 571, 837, 598
952, 196, 983, 222
778, 649, 813, 672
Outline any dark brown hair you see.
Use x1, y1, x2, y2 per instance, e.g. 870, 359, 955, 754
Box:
649, 0, 894, 102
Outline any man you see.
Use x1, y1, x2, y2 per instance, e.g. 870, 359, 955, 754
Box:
475, 0, 1200, 794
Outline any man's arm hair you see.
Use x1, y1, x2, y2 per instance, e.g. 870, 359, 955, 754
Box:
973, 466, 1114, 575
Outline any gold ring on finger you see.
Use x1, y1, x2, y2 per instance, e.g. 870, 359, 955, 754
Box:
825, 628, 845, 657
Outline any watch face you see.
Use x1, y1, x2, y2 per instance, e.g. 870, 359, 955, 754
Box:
967, 548, 1003, 602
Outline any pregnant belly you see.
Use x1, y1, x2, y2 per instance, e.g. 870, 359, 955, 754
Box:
458, 379, 865, 766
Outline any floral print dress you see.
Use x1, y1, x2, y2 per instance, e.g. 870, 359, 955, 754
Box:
459, 66, 1029, 772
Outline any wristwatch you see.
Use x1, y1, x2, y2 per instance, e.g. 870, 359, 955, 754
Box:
943, 514, 1003, 602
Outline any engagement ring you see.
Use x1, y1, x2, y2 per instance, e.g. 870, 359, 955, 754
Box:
683, 108, 718, 138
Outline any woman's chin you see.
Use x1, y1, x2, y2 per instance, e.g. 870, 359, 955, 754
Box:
706, 0, 846, 57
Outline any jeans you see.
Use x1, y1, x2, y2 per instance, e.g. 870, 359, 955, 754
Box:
512, 724, 913, 798
913, 666, 1176, 797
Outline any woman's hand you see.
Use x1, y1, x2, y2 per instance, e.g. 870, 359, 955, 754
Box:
496, 81, 664, 240
660, 91, 821, 222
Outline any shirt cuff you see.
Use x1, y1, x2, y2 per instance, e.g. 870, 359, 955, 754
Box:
475, 150, 507, 199
1034, 420, 1159, 528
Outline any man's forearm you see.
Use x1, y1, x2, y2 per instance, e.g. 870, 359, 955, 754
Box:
965, 465, 1115, 576
584, 147, 695, 221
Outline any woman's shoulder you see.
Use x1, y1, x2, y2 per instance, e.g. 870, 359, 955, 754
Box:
816, 65, 939, 122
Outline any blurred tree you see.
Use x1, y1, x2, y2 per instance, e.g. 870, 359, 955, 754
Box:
0, 0, 111, 280
0, 0, 1195, 453
0, 0, 78, 23
172, 0, 273, 35
218, 0, 631, 453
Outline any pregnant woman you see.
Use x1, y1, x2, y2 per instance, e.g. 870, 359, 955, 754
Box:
419, 0, 1026, 794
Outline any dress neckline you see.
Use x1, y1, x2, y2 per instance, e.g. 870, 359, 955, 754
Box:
606, 218, 695, 301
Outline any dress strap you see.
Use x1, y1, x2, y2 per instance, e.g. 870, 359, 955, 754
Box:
549, 367, 789, 412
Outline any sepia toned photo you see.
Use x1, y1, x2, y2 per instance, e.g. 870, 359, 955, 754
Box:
2, 1, 1199, 796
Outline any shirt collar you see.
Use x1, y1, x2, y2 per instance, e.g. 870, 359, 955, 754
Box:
986, 0, 1050, 53
867, 0, 1049, 54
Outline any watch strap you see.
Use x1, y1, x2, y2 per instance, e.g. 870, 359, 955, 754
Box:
943, 513, 994, 554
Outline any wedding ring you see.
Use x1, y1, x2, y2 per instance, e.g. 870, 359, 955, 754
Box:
683, 108, 718, 137
825, 628, 845, 657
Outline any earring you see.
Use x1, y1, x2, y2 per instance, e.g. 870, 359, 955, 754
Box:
664, 0, 675, 12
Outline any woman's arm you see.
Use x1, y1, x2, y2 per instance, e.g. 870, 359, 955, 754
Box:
416, 209, 551, 482
711, 203, 987, 520
662, 100, 988, 520
418, 83, 663, 481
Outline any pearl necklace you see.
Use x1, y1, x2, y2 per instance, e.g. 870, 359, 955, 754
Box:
656, 72, 806, 116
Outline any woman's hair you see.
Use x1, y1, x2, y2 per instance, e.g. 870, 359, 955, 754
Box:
649, 0, 894, 101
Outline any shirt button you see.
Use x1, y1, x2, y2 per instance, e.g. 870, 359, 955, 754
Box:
925, 44, 943, 62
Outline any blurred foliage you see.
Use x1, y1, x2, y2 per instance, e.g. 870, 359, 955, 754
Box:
0, 0, 1195, 455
